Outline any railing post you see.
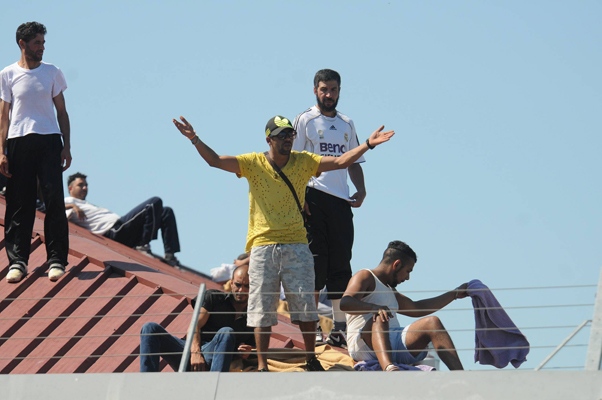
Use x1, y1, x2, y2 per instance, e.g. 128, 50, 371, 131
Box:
535, 320, 590, 371
178, 283, 206, 372
585, 268, 602, 370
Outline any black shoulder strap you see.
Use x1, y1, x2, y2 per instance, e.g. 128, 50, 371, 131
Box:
264, 152, 304, 217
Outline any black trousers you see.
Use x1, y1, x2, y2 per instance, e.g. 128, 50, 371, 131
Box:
5, 134, 69, 266
104, 197, 180, 255
305, 187, 354, 299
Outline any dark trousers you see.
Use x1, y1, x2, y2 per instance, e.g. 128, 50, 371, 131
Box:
4, 134, 69, 266
104, 197, 180, 254
305, 187, 354, 299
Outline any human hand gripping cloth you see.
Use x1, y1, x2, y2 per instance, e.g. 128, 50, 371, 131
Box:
467, 279, 530, 368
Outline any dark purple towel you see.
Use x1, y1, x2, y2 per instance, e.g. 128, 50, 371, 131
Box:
467, 279, 530, 368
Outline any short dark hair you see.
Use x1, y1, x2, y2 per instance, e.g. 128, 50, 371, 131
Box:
236, 252, 249, 261
314, 69, 341, 88
67, 172, 87, 187
16, 21, 46, 45
382, 240, 417, 267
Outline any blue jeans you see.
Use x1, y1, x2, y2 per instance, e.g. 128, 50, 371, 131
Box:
139, 322, 236, 372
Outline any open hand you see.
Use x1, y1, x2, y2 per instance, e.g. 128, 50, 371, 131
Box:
173, 116, 196, 140
368, 125, 395, 147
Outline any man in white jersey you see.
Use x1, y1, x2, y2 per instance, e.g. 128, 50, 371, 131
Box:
0, 22, 72, 283
173, 114, 394, 372
341, 240, 468, 371
293, 69, 365, 348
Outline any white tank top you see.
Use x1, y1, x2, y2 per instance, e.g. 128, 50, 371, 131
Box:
346, 270, 401, 355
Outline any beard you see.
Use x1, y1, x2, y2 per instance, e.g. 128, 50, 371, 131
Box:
277, 142, 292, 156
316, 95, 338, 114
233, 295, 247, 303
25, 46, 43, 62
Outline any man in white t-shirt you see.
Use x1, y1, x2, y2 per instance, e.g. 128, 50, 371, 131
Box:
65, 172, 182, 266
0, 21, 72, 283
292, 69, 365, 348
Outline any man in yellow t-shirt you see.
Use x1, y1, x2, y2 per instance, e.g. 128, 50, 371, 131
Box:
173, 114, 394, 372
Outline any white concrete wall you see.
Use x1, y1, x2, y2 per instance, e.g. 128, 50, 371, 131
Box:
2, 371, 601, 400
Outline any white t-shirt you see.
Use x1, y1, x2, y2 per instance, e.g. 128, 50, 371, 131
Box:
293, 105, 364, 200
64, 197, 120, 235
0, 62, 67, 139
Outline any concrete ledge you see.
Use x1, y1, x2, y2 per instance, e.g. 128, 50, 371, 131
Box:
2, 370, 601, 400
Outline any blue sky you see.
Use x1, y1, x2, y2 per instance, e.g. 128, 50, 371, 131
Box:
2, 1, 600, 371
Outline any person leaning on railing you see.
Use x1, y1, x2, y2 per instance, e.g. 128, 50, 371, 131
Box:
139, 265, 255, 372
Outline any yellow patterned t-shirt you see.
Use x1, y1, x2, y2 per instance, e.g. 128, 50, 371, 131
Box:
236, 151, 322, 252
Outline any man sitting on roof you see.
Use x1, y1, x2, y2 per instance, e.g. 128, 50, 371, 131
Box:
210, 252, 250, 284
341, 240, 468, 371
64, 172, 181, 266
140, 265, 255, 372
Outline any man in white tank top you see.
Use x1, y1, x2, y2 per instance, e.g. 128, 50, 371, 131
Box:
341, 240, 468, 371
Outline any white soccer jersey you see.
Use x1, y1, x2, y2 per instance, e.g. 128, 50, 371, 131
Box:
293, 105, 365, 200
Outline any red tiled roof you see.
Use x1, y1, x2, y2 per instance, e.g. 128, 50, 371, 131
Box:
0, 197, 305, 374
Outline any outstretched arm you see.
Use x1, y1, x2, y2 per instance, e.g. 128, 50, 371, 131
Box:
317, 125, 394, 174
395, 283, 469, 318
173, 116, 241, 174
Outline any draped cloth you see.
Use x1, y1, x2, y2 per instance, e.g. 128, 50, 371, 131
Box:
467, 279, 530, 368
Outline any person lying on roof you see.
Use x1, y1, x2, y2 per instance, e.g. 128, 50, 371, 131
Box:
64, 172, 181, 266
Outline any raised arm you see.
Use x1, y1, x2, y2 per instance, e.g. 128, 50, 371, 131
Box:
173, 116, 241, 174
394, 283, 469, 318
317, 125, 394, 174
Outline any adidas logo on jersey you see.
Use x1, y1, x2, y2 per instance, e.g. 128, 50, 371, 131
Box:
329, 125, 337, 130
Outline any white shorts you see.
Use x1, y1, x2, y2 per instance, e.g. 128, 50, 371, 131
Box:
247, 244, 318, 327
